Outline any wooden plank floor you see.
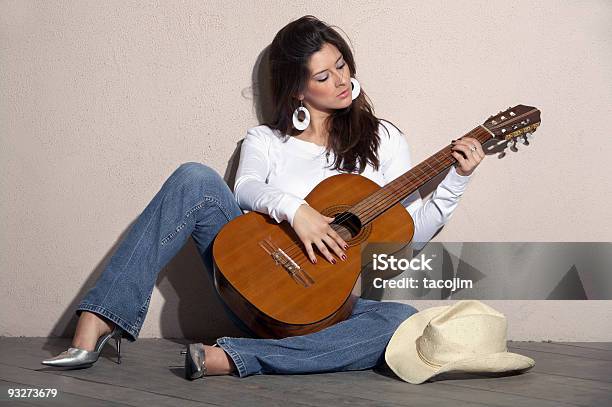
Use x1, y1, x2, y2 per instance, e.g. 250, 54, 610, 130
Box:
0, 338, 610, 406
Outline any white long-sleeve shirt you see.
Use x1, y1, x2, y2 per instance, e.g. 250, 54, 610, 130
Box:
233, 120, 472, 247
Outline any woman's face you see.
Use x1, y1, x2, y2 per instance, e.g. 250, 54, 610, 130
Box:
301, 42, 352, 114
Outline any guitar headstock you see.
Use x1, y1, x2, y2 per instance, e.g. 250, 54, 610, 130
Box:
482, 105, 541, 154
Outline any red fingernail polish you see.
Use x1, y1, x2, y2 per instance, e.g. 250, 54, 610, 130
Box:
341, 254, 346, 261
331, 258, 336, 264
344, 244, 349, 249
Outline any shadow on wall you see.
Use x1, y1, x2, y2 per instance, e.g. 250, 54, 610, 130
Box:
44, 44, 452, 348
44, 45, 275, 348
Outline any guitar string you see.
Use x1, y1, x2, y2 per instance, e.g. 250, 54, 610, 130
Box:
278, 127, 491, 263
355, 123, 531, 225
277, 152, 459, 268
353, 127, 492, 225
346, 126, 492, 222
277, 127, 491, 264
276, 155, 444, 263
280, 146, 458, 262
355, 119, 524, 228
343, 118, 532, 229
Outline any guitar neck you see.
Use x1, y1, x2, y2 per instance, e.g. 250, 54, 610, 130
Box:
351, 124, 494, 225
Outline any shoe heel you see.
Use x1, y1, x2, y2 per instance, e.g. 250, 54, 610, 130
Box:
98, 325, 123, 364
115, 336, 122, 364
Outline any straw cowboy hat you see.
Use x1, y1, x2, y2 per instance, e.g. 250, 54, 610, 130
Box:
385, 300, 535, 384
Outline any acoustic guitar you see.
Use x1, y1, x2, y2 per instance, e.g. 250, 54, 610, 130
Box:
212, 104, 542, 338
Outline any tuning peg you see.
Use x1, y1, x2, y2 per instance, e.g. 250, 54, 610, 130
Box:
507, 139, 519, 152
517, 136, 527, 144
526, 132, 535, 139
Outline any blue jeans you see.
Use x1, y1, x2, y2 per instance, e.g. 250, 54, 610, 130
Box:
76, 162, 418, 377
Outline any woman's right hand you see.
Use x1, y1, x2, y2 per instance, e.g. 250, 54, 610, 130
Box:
292, 204, 348, 264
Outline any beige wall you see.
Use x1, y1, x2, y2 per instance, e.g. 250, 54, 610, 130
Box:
1, 1, 611, 341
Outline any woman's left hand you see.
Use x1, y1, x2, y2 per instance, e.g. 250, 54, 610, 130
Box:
451, 137, 485, 176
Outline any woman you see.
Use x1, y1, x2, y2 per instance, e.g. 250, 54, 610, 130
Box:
42, 15, 484, 379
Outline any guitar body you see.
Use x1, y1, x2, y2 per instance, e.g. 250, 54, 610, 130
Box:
212, 173, 414, 339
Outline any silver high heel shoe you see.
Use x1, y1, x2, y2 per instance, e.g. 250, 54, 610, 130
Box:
41, 325, 123, 368
181, 343, 218, 380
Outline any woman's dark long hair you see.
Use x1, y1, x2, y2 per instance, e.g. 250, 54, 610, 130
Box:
264, 15, 400, 174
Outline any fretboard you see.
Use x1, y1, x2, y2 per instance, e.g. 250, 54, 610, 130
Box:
353, 125, 494, 225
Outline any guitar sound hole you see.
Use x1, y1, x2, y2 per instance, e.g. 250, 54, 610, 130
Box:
331, 211, 362, 238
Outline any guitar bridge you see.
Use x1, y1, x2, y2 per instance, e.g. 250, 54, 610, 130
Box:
258, 238, 314, 288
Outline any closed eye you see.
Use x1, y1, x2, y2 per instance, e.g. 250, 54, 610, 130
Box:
316, 62, 347, 82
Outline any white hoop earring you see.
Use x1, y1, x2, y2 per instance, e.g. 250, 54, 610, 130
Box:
350, 77, 361, 100
292, 100, 310, 131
